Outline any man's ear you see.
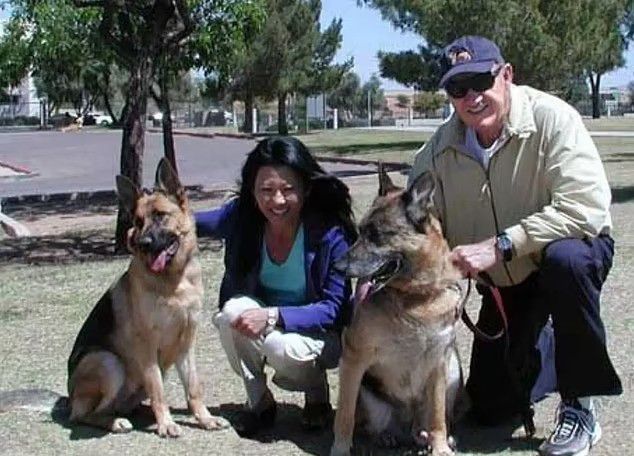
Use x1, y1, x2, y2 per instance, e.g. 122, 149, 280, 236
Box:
116, 174, 141, 216
377, 161, 401, 197
154, 158, 185, 205
402, 171, 437, 229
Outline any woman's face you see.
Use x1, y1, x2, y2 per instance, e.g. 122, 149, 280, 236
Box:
253, 165, 305, 229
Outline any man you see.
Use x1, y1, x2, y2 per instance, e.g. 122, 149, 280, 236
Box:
408, 36, 622, 456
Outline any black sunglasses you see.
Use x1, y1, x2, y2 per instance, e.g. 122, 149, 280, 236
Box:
445, 68, 501, 99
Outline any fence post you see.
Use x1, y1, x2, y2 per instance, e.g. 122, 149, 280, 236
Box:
333, 108, 338, 130
252, 108, 257, 134
39, 98, 47, 129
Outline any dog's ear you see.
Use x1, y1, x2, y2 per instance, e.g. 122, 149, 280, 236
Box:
116, 174, 141, 215
155, 158, 185, 204
377, 162, 400, 197
402, 171, 437, 230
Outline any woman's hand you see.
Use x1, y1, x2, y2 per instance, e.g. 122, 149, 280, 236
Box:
232, 308, 269, 339
450, 237, 500, 278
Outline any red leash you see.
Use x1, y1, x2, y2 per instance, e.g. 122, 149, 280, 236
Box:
460, 272, 536, 437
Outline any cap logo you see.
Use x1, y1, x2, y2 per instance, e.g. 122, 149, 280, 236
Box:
448, 49, 472, 65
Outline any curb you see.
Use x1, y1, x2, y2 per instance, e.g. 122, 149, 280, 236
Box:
147, 128, 254, 140
314, 155, 410, 173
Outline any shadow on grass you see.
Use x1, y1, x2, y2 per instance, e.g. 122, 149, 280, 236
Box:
214, 402, 331, 455
313, 140, 423, 156
612, 185, 634, 204
0, 232, 223, 265
2, 186, 229, 222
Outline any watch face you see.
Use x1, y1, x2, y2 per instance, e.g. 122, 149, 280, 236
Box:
497, 234, 512, 260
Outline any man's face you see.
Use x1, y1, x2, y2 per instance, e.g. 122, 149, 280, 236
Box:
448, 64, 513, 140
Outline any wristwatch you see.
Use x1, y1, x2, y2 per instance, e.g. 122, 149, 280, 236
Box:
496, 232, 513, 262
264, 307, 278, 335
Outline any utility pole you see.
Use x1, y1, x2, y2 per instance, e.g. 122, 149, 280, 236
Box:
367, 90, 371, 127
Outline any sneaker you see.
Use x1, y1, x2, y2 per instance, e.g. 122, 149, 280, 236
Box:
538, 399, 602, 456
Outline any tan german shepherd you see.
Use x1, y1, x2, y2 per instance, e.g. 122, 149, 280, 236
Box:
330, 167, 466, 456
67, 159, 223, 437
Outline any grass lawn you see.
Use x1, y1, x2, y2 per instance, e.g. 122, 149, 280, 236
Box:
1, 170, 633, 455
583, 116, 634, 131
295, 129, 431, 163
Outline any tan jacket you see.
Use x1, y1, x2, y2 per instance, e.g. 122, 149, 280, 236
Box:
409, 84, 612, 286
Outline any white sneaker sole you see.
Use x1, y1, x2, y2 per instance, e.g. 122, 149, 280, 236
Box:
538, 422, 602, 456
572, 422, 602, 456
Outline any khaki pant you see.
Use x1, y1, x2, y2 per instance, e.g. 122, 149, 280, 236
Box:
213, 295, 341, 410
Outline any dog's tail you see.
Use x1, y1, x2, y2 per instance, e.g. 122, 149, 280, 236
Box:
0, 389, 68, 415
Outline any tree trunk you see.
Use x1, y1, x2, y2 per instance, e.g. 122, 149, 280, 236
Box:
243, 90, 254, 133
278, 91, 288, 135
114, 58, 151, 253
159, 75, 178, 175
589, 72, 602, 119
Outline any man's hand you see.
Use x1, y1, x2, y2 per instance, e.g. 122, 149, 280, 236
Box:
450, 237, 501, 278
232, 308, 269, 339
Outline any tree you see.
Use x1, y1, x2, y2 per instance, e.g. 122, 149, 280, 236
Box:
559, 75, 590, 106
225, 0, 347, 135
151, 0, 265, 171
412, 91, 444, 117
396, 94, 410, 109
1, 1, 115, 116
71, 0, 197, 251
629, 80, 634, 109
361, 0, 634, 115
358, 74, 384, 120
378, 45, 442, 91
327, 71, 362, 120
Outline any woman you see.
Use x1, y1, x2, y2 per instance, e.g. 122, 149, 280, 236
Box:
195, 136, 357, 436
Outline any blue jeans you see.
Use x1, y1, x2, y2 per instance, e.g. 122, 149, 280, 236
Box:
466, 235, 622, 424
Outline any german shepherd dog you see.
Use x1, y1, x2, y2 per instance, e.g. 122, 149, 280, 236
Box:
331, 167, 465, 456
67, 159, 223, 437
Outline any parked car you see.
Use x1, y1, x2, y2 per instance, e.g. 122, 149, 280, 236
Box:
84, 112, 113, 126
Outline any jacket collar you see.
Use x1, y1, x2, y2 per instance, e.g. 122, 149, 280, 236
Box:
437, 84, 537, 153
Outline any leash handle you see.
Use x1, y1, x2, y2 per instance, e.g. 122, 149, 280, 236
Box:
460, 276, 505, 341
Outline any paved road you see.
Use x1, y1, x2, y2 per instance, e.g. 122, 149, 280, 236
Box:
0, 130, 377, 198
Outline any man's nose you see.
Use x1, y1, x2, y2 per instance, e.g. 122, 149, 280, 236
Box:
464, 89, 482, 104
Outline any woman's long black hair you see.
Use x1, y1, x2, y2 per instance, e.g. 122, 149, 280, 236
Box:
235, 136, 357, 277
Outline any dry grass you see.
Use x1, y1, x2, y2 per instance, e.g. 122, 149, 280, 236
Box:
0, 171, 632, 455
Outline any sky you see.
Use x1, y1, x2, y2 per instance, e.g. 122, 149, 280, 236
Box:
321, 0, 634, 91
2, 3, 633, 91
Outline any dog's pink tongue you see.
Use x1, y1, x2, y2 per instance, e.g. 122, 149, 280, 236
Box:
354, 280, 372, 305
150, 251, 168, 273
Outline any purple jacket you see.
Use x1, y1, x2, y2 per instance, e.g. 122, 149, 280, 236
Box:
195, 199, 353, 333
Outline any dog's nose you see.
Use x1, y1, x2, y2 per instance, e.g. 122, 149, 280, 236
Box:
137, 234, 154, 250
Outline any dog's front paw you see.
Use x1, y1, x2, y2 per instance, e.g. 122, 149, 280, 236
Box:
111, 417, 133, 433
431, 442, 455, 456
415, 430, 455, 456
157, 421, 182, 438
198, 415, 230, 431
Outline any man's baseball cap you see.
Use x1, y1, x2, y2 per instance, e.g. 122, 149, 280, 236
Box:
439, 36, 505, 87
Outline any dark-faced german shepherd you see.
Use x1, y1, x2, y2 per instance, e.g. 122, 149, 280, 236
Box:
330, 167, 466, 456
67, 159, 223, 437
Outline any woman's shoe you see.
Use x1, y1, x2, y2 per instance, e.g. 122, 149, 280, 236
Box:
233, 402, 277, 437
301, 402, 333, 430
